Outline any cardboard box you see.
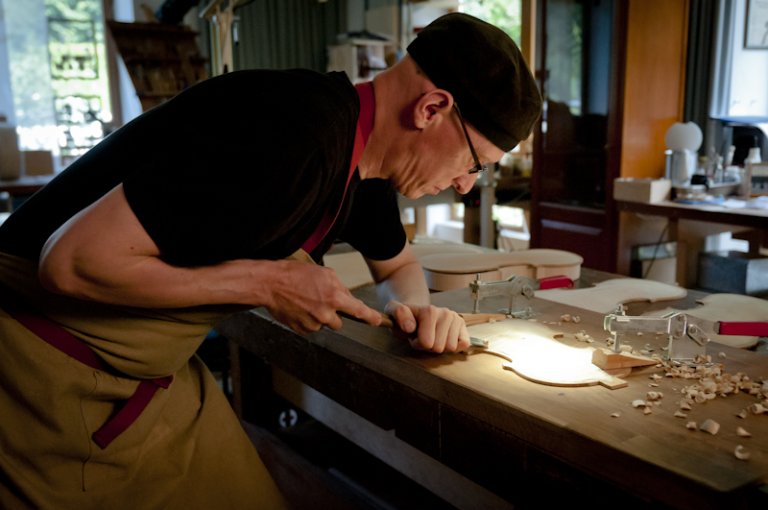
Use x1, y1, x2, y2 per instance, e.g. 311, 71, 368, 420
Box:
23, 150, 54, 176
613, 178, 671, 203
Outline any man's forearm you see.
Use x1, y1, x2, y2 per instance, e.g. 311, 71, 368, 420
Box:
375, 260, 430, 308
40, 250, 287, 309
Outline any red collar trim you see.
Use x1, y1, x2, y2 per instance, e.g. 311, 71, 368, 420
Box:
300, 81, 375, 254
355, 81, 375, 146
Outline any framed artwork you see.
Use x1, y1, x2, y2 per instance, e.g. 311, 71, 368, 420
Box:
745, 0, 768, 49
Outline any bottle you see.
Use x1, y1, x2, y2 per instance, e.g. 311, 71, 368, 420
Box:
745, 136, 762, 164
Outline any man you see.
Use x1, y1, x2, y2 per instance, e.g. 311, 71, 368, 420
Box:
0, 12, 540, 510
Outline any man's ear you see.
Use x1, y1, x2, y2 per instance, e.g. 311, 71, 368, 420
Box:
413, 89, 453, 129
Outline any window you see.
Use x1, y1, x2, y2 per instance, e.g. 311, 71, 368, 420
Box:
2, 0, 112, 170
709, 0, 768, 165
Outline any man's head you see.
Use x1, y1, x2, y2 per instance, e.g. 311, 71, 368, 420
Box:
406, 13, 542, 152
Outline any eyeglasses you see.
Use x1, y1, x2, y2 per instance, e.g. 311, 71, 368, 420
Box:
453, 103, 488, 175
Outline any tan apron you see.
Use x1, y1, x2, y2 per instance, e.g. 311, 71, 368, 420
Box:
0, 252, 288, 510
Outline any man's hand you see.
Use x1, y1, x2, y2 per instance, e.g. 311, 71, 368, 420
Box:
385, 300, 470, 353
266, 260, 382, 335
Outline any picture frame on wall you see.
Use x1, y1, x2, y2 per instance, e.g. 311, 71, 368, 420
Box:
745, 0, 768, 49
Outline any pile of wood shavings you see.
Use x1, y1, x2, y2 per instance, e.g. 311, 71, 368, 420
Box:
640, 354, 767, 460
661, 356, 768, 417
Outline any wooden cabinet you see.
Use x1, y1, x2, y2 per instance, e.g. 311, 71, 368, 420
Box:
107, 21, 208, 111
530, 0, 688, 273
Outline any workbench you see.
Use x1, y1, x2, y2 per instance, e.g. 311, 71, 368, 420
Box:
0, 174, 54, 197
217, 269, 768, 509
617, 199, 768, 288
0, 175, 54, 214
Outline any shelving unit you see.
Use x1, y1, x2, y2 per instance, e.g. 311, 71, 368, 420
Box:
107, 20, 208, 111
327, 36, 396, 84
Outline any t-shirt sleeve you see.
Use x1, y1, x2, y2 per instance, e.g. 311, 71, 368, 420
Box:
339, 179, 407, 261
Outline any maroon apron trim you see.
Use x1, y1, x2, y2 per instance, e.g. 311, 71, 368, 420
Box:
91, 375, 173, 449
10, 306, 108, 372
301, 81, 375, 254
1, 293, 173, 449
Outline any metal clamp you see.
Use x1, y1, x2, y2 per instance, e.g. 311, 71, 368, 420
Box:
469, 274, 535, 318
603, 307, 710, 362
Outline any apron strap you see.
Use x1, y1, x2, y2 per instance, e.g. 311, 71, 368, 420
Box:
302, 81, 375, 254
0, 292, 173, 449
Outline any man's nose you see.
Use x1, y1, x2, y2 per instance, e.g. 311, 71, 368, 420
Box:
452, 174, 478, 194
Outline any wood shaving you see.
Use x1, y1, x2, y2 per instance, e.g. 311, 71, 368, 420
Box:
734, 445, 750, 460
736, 426, 751, 437
632, 399, 646, 408
573, 330, 594, 343
686, 421, 697, 430
699, 419, 720, 435
610, 412, 621, 418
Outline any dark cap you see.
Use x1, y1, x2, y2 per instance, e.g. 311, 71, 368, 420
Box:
407, 13, 542, 151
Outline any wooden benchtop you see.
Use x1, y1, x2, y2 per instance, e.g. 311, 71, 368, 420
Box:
218, 270, 768, 508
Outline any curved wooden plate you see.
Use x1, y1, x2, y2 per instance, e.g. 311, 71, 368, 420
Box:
470, 321, 627, 389
419, 249, 583, 291
536, 278, 688, 314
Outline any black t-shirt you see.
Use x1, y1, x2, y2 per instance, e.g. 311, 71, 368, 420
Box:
0, 69, 405, 267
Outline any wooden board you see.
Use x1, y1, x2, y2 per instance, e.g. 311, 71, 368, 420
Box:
642, 293, 768, 349
468, 320, 627, 389
536, 278, 688, 314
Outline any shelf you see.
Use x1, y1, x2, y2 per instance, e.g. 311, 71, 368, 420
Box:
107, 20, 208, 111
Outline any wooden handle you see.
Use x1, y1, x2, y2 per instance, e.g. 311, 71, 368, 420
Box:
380, 312, 506, 328
459, 312, 509, 326
346, 311, 507, 330
377, 312, 395, 329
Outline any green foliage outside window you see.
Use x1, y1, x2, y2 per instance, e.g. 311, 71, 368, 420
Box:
460, 0, 522, 45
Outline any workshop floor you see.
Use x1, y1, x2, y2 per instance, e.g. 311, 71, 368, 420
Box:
244, 413, 459, 510
197, 334, 459, 510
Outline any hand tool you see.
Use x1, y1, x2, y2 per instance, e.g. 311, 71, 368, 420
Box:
342, 311, 489, 348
